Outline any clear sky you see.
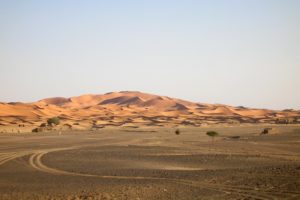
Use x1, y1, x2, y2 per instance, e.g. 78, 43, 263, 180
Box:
0, 0, 299, 109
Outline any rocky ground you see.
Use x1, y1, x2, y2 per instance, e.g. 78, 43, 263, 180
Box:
0, 125, 300, 199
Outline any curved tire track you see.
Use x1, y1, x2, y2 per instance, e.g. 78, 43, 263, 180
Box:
28, 148, 288, 200
1, 147, 298, 200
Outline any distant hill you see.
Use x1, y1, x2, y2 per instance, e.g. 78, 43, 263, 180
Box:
0, 91, 299, 129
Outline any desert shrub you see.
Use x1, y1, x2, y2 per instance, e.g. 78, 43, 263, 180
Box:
32, 128, 39, 133
175, 129, 180, 135
47, 117, 60, 126
206, 131, 219, 142
206, 131, 218, 137
261, 128, 268, 134
261, 127, 272, 135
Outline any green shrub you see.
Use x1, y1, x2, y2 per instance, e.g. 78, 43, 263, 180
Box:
47, 117, 60, 126
206, 131, 219, 142
206, 131, 218, 137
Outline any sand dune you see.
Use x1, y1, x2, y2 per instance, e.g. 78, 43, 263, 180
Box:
0, 91, 299, 130
39, 97, 71, 106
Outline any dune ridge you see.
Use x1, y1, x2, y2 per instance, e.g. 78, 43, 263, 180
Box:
0, 91, 299, 129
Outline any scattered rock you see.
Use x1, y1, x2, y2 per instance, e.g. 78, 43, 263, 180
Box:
40, 123, 47, 127
32, 126, 52, 133
63, 123, 72, 130
261, 127, 272, 135
228, 136, 240, 139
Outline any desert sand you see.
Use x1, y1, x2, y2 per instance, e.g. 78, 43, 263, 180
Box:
0, 91, 299, 133
0, 125, 300, 199
1, 92, 300, 199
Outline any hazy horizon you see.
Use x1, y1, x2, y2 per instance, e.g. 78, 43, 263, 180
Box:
1, 0, 299, 109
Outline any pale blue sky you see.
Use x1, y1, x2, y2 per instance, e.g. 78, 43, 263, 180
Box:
0, 0, 299, 109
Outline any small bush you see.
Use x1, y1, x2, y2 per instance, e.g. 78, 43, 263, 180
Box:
261, 127, 272, 135
32, 128, 39, 133
206, 131, 219, 142
206, 131, 219, 137
47, 117, 60, 126
175, 129, 180, 135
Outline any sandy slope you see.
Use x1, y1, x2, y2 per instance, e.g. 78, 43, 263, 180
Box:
0, 91, 299, 131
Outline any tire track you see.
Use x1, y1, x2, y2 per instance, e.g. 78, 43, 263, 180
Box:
29, 150, 166, 180
0, 152, 21, 166
28, 149, 284, 200
2, 146, 298, 199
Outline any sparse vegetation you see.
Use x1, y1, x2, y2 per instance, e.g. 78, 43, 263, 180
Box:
206, 131, 219, 142
47, 117, 60, 126
32, 128, 39, 133
3, 125, 300, 199
261, 127, 272, 135
175, 129, 180, 135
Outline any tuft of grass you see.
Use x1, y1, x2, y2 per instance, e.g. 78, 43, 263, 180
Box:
175, 129, 180, 135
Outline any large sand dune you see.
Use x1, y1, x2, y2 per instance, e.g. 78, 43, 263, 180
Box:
0, 91, 299, 131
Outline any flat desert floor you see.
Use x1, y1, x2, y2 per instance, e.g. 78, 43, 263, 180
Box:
0, 125, 300, 200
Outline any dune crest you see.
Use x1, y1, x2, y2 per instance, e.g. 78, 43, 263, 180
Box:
0, 91, 299, 128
